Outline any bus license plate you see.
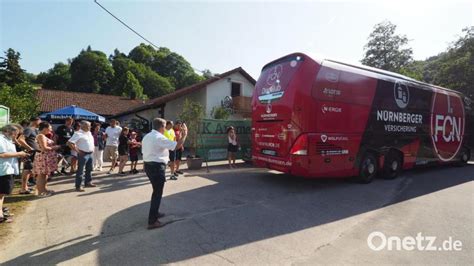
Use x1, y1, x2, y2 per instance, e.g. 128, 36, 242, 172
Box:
262, 149, 277, 156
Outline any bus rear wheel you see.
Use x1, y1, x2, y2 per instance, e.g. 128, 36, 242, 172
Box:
357, 153, 378, 184
457, 148, 470, 166
382, 152, 402, 179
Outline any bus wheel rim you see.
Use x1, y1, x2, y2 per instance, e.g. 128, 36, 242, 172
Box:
391, 161, 398, 171
367, 163, 375, 174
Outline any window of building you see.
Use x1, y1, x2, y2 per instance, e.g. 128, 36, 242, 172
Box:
231, 82, 241, 97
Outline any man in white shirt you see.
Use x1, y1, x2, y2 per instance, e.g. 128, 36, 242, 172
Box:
68, 121, 96, 192
0, 124, 28, 222
142, 118, 187, 230
104, 119, 122, 174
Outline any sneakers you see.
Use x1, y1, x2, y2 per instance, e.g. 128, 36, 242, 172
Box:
107, 170, 114, 174
175, 170, 184, 175
169, 174, 178, 180
84, 183, 97, 187
119, 172, 126, 176
75, 187, 85, 192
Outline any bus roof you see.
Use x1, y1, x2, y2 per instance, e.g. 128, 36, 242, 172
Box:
261, 52, 464, 97
324, 58, 463, 95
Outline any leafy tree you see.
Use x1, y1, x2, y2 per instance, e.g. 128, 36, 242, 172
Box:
152, 52, 202, 89
120, 71, 144, 99
141, 68, 174, 98
178, 99, 205, 154
0, 48, 38, 122
0, 83, 38, 122
0, 48, 26, 86
111, 56, 140, 94
211, 106, 231, 120
426, 27, 473, 98
39, 62, 71, 90
400, 27, 473, 98
69, 48, 114, 94
25, 72, 37, 84
361, 21, 413, 72
128, 44, 155, 66
109, 48, 127, 62
111, 56, 173, 97
399, 61, 424, 81
202, 69, 214, 79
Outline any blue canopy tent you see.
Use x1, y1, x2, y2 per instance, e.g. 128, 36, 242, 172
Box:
40, 105, 106, 122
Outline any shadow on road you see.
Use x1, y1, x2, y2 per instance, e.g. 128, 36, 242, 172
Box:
3, 164, 473, 264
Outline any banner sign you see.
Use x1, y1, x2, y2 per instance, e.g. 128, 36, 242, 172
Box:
0, 105, 10, 128
195, 119, 252, 161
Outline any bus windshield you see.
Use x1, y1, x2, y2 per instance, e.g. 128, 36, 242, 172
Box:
256, 55, 304, 103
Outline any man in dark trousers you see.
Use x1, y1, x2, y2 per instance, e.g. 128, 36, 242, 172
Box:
141, 118, 187, 230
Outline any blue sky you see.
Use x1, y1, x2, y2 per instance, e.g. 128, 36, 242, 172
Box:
1, 0, 472, 79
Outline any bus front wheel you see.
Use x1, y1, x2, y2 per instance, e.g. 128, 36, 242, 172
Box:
357, 153, 378, 184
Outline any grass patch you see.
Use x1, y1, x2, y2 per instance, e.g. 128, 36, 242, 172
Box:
0, 181, 37, 241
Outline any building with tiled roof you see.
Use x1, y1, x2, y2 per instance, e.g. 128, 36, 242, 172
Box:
36, 67, 255, 131
114, 67, 256, 130
37, 89, 144, 117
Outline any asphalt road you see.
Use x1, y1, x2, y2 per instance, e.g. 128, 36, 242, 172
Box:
0, 161, 473, 265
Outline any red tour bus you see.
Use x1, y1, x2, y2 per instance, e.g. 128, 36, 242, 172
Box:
251, 53, 473, 183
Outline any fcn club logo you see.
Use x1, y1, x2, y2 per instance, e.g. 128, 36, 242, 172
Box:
430, 92, 465, 161
394, 81, 409, 109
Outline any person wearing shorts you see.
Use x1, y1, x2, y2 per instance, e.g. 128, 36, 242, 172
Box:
104, 119, 122, 174
173, 121, 184, 176
164, 121, 177, 180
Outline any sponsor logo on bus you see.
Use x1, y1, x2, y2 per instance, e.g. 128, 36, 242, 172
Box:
430, 93, 465, 162
321, 134, 328, 142
260, 113, 278, 120
323, 88, 341, 96
266, 103, 272, 114
322, 104, 342, 114
320, 134, 349, 143
394, 81, 410, 109
376, 110, 423, 133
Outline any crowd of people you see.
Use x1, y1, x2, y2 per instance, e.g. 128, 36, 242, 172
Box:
0, 116, 239, 228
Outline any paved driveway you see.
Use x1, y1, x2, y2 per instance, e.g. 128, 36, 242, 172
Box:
1, 162, 473, 265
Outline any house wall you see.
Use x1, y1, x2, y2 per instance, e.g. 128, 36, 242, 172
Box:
116, 72, 255, 128
117, 90, 207, 129
164, 89, 207, 122
205, 72, 255, 119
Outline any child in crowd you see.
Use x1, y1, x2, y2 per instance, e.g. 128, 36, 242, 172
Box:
129, 131, 141, 174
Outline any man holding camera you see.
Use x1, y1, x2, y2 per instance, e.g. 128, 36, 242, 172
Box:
142, 118, 187, 230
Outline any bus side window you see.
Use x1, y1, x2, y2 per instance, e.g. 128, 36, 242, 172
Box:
337, 71, 377, 106
311, 66, 340, 101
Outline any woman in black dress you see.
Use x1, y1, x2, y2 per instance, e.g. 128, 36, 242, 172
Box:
117, 127, 130, 175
